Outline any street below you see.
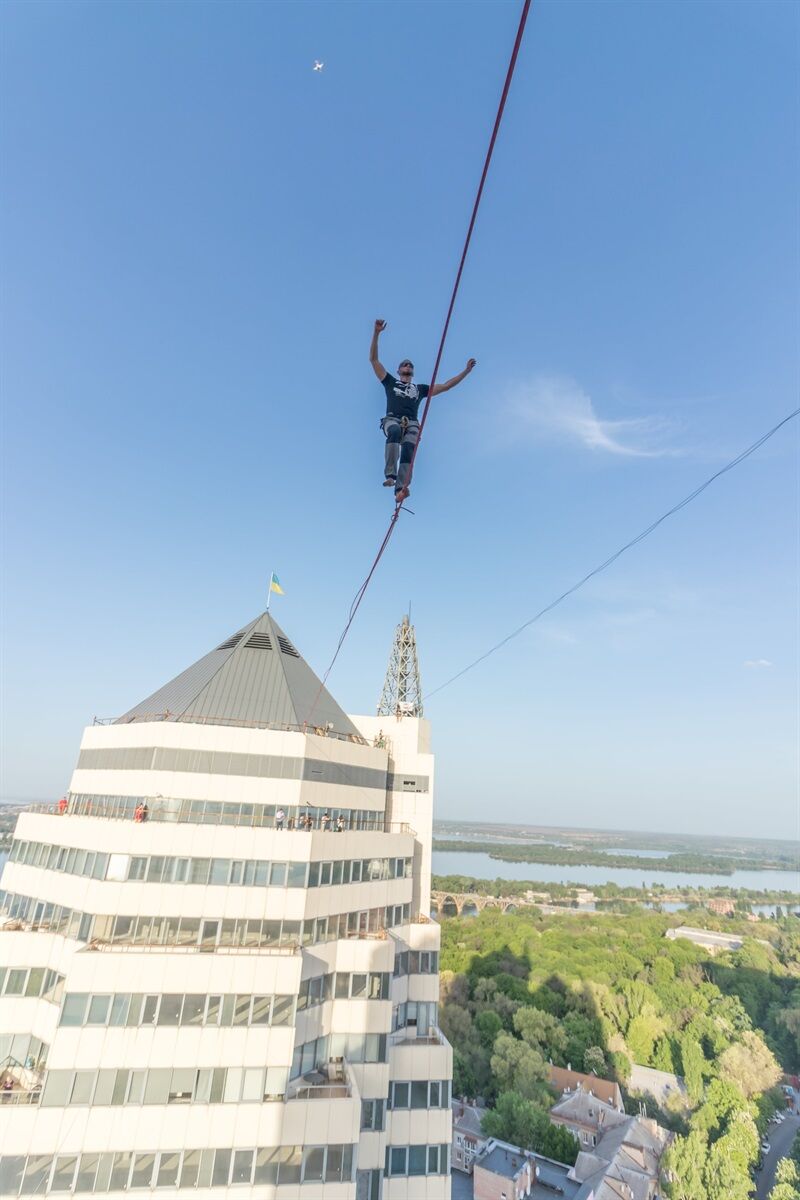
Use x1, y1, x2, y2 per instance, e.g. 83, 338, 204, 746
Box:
756, 1112, 799, 1200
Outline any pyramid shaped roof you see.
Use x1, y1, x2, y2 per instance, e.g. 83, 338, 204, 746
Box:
116, 612, 362, 740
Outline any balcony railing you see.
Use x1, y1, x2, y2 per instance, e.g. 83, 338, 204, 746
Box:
0, 1087, 40, 1105
286, 1059, 354, 1102
83, 940, 301, 957
23, 801, 414, 838
389, 1026, 446, 1048
0, 1055, 44, 1105
92, 712, 369, 746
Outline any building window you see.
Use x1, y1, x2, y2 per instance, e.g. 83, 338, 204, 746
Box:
392, 1001, 439, 1033
384, 1145, 449, 1177
2, 889, 408, 952
59, 990, 296, 1030
9, 836, 409, 894
388, 1080, 450, 1110
356, 1169, 382, 1200
39, 1064, 290, 1109
361, 1099, 386, 1131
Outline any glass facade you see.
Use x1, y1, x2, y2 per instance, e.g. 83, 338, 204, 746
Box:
0, 1145, 354, 1194
40, 1064, 290, 1107
290, 1033, 388, 1079
8, 838, 411, 889
76, 745, 386, 790
0, 966, 64, 1004
0, 891, 411, 949
66, 792, 388, 829
58, 990, 295, 1028
388, 1080, 451, 1109
384, 1145, 449, 1177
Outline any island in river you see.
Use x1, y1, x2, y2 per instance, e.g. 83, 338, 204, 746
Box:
433, 820, 799, 875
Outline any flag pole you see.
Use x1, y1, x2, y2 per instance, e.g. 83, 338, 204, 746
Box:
266, 571, 273, 612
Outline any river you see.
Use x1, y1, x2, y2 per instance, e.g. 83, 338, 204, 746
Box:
431, 849, 800, 894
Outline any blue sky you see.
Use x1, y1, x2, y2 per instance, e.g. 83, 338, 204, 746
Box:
2, 0, 797, 840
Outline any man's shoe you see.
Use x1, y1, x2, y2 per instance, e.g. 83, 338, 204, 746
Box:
383, 477, 396, 487
395, 486, 410, 503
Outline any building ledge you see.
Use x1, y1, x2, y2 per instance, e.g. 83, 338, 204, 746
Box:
80, 940, 302, 957
94, 712, 369, 746
390, 1026, 446, 1048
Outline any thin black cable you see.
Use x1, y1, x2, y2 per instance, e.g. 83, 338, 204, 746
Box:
424, 406, 800, 701
305, 0, 533, 722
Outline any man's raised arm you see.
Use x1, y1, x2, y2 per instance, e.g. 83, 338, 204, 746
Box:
430, 358, 477, 396
370, 319, 388, 381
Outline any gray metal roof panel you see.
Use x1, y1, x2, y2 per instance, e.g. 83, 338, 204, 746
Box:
115, 612, 360, 738
116, 615, 259, 721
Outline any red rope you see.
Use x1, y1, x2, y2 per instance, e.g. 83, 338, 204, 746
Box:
404, 0, 532, 490
308, 0, 532, 717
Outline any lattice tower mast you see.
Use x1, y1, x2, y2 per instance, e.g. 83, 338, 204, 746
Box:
377, 614, 423, 717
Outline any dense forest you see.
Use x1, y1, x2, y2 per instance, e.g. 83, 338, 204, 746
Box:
439, 908, 800, 1195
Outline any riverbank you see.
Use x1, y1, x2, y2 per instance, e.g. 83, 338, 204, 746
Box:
432, 870, 800, 916
431, 848, 800, 895
432, 837, 797, 875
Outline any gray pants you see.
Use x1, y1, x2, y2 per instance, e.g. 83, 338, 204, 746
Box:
382, 416, 420, 489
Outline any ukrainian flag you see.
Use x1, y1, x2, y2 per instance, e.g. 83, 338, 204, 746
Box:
269, 573, 285, 596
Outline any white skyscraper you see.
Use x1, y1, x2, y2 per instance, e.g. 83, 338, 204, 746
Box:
0, 611, 451, 1198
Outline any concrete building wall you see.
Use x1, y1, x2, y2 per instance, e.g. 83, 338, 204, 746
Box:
351, 716, 434, 914
473, 1163, 533, 1200
0, 698, 450, 1198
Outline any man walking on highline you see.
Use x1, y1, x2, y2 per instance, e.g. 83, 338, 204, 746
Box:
370, 318, 476, 502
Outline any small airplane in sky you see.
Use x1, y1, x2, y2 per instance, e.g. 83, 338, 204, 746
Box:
313, 61, 324, 72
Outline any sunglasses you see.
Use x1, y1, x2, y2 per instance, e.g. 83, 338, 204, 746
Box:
399, 362, 414, 370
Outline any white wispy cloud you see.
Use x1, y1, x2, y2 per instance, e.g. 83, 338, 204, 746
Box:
744, 659, 773, 668
506, 375, 680, 458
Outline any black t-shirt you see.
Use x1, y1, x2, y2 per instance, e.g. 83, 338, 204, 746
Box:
381, 373, 430, 422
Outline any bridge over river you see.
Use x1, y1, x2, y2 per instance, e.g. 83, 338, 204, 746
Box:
430, 890, 522, 918
430, 890, 604, 918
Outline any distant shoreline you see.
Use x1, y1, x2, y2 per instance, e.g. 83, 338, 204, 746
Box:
432, 837, 797, 876
431, 872, 800, 906
433, 819, 798, 857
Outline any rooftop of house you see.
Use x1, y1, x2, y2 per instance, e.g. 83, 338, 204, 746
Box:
571, 1115, 672, 1200
478, 1143, 528, 1181
452, 1100, 488, 1139
532, 1153, 583, 1199
549, 1065, 624, 1110
551, 1088, 630, 1131
473, 1140, 581, 1199
627, 1063, 688, 1107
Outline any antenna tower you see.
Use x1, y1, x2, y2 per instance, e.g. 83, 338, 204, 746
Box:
377, 614, 423, 717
